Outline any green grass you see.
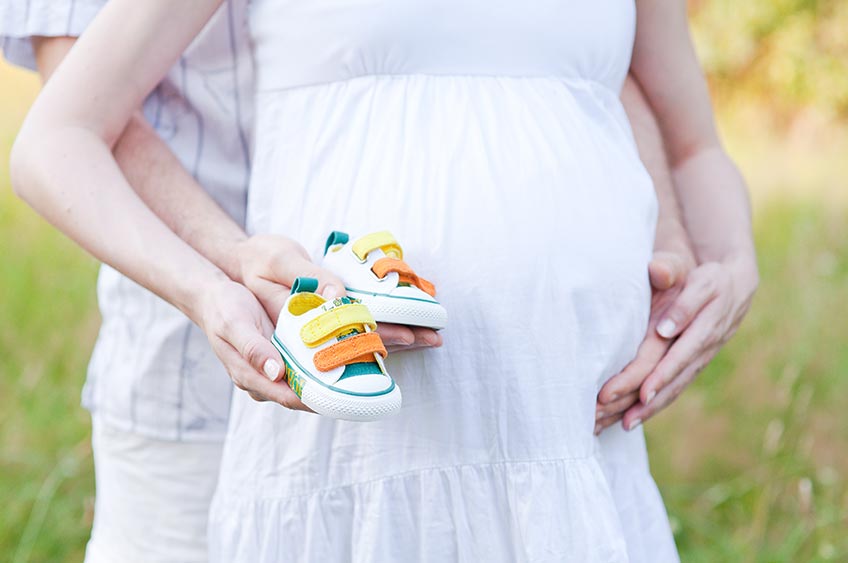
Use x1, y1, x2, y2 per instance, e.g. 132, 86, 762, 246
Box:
1, 63, 846, 562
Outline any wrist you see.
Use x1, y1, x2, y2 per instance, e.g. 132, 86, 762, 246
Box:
181, 267, 233, 327
218, 232, 250, 283
724, 250, 759, 294
654, 219, 697, 269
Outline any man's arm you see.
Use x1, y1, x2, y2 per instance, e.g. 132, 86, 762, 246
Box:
618, 0, 758, 425
595, 75, 697, 433
13, 1, 312, 408
31, 35, 440, 352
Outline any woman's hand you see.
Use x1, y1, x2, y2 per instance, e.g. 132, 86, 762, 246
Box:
197, 277, 311, 410
623, 256, 758, 428
234, 234, 443, 353
596, 254, 758, 433
595, 251, 692, 433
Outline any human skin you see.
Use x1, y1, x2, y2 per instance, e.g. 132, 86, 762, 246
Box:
28, 35, 696, 428
12, 0, 756, 429
597, 0, 759, 432
24, 33, 441, 410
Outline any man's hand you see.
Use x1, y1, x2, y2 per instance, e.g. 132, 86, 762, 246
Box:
197, 278, 310, 410
596, 253, 758, 434
620, 257, 758, 429
235, 234, 443, 353
595, 251, 693, 433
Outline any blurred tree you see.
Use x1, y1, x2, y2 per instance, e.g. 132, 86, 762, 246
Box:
690, 0, 848, 119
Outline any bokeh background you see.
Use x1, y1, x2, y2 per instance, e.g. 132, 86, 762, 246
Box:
1, 2, 847, 561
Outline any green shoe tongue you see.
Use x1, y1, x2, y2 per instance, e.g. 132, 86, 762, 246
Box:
325, 297, 383, 380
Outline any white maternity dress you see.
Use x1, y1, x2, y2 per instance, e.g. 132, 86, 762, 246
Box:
210, 1, 678, 561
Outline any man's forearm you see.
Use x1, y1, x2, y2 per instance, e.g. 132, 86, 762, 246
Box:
113, 113, 248, 280
621, 75, 694, 261
32, 36, 249, 283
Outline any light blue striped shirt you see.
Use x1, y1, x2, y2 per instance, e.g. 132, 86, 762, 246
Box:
1, 0, 253, 441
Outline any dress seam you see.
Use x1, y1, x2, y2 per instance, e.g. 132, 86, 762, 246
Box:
234, 454, 602, 504
255, 72, 618, 96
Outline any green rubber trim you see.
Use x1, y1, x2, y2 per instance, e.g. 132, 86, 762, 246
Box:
291, 277, 319, 295
345, 287, 438, 304
271, 333, 395, 397
324, 231, 350, 255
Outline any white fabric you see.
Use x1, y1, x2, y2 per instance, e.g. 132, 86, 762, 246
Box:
84, 420, 223, 563
0, 0, 254, 441
211, 1, 678, 561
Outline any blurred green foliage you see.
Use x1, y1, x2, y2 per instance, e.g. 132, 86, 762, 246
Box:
2, 3, 848, 561
691, 0, 848, 118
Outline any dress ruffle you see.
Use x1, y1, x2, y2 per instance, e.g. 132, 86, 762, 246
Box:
211, 456, 628, 562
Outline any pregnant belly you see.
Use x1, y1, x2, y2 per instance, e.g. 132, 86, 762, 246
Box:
248, 76, 657, 450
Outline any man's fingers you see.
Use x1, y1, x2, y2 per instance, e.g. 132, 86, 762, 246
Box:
649, 251, 688, 291
410, 327, 443, 348
596, 391, 639, 420
595, 413, 623, 436
598, 333, 671, 403
252, 277, 289, 323
378, 324, 443, 350
623, 348, 714, 428
655, 267, 719, 339
377, 323, 416, 346
268, 253, 347, 300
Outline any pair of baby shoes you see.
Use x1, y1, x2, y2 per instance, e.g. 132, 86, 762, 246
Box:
271, 231, 446, 421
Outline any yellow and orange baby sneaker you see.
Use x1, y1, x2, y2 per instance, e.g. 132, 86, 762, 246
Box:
321, 230, 447, 330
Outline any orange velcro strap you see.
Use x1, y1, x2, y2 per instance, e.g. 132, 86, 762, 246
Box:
371, 257, 437, 297
313, 332, 387, 372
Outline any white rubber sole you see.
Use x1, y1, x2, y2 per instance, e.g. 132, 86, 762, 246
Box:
348, 290, 448, 330
300, 378, 402, 422
273, 337, 401, 422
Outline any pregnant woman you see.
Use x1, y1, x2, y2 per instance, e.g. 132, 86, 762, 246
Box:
12, 0, 757, 561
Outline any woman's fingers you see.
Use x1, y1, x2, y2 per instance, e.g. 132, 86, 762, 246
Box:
622, 347, 715, 429
221, 317, 286, 382
639, 306, 721, 404
655, 264, 721, 339
213, 337, 311, 412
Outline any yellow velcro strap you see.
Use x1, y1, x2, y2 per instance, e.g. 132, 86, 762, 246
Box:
300, 303, 377, 347
352, 231, 403, 261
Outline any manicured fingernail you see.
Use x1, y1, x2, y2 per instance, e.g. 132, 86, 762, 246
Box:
657, 319, 676, 338
322, 285, 339, 299
595, 410, 604, 420
645, 390, 656, 405
627, 419, 642, 431
263, 359, 281, 381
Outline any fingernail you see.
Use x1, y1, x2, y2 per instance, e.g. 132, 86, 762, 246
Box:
627, 418, 642, 431
322, 284, 339, 299
645, 390, 656, 405
657, 319, 676, 338
263, 359, 281, 381
594, 424, 601, 436
595, 410, 604, 421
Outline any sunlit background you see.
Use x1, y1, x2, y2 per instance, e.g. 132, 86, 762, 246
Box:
1, 2, 847, 561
